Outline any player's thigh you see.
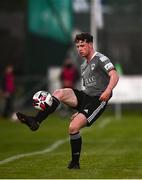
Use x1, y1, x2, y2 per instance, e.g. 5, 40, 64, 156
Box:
69, 113, 87, 134
53, 88, 78, 107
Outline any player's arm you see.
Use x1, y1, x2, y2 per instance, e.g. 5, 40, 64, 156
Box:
99, 69, 119, 101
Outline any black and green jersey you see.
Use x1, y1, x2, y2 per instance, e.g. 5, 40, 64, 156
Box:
81, 52, 115, 96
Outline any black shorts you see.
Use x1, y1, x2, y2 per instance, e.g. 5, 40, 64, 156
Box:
73, 89, 108, 126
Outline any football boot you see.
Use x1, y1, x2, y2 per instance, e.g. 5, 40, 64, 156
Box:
16, 112, 39, 131
67, 161, 80, 169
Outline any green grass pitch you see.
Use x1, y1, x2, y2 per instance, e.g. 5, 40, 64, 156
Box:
0, 110, 142, 179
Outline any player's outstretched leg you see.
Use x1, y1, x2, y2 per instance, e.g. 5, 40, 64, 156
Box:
35, 96, 60, 123
16, 112, 40, 131
16, 96, 60, 131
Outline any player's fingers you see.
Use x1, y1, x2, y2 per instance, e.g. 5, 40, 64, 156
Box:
99, 95, 104, 101
99, 95, 108, 101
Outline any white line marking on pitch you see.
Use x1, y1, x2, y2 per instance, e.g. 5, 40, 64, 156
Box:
0, 117, 112, 165
0, 138, 69, 165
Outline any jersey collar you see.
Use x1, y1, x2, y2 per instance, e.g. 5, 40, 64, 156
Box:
90, 52, 98, 61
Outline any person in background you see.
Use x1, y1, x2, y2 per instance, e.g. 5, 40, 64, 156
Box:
60, 57, 80, 116
60, 57, 79, 89
1, 64, 16, 118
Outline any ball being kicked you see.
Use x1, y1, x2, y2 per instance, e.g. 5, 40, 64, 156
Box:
33, 91, 53, 111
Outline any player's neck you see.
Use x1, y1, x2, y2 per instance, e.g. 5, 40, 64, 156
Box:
86, 50, 96, 63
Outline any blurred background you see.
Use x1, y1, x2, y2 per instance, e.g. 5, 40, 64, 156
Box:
1, 1, 142, 178
0, 0, 142, 118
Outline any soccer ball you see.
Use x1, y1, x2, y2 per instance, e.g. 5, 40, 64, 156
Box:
33, 90, 53, 111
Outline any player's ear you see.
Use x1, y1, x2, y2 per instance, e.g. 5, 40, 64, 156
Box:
88, 42, 93, 48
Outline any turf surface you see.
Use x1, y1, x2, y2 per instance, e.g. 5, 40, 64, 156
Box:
0, 111, 142, 178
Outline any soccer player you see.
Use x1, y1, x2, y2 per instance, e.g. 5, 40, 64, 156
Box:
16, 32, 119, 169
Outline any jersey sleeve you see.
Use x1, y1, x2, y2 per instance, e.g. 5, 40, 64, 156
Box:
98, 56, 115, 74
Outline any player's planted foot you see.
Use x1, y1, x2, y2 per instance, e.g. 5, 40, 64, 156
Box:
16, 112, 39, 131
67, 161, 80, 169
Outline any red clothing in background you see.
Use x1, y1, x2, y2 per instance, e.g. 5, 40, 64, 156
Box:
4, 72, 15, 94
60, 63, 79, 88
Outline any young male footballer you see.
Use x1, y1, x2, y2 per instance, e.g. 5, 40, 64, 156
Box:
17, 32, 119, 169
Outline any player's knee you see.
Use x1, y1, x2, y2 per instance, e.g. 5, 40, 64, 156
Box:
69, 124, 79, 134
52, 89, 64, 101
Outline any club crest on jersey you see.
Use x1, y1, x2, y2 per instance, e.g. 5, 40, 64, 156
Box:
91, 64, 95, 70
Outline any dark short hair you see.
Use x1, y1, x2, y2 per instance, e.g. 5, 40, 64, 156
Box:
74, 32, 93, 43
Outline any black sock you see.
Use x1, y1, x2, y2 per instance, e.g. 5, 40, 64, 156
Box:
35, 96, 60, 123
70, 132, 82, 164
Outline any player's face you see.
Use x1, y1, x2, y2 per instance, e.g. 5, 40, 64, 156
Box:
76, 40, 91, 58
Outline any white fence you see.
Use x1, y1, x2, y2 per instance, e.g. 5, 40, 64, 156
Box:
110, 76, 142, 104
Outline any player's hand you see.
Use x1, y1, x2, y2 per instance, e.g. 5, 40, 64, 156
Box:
71, 112, 79, 120
99, 89, 112, 101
